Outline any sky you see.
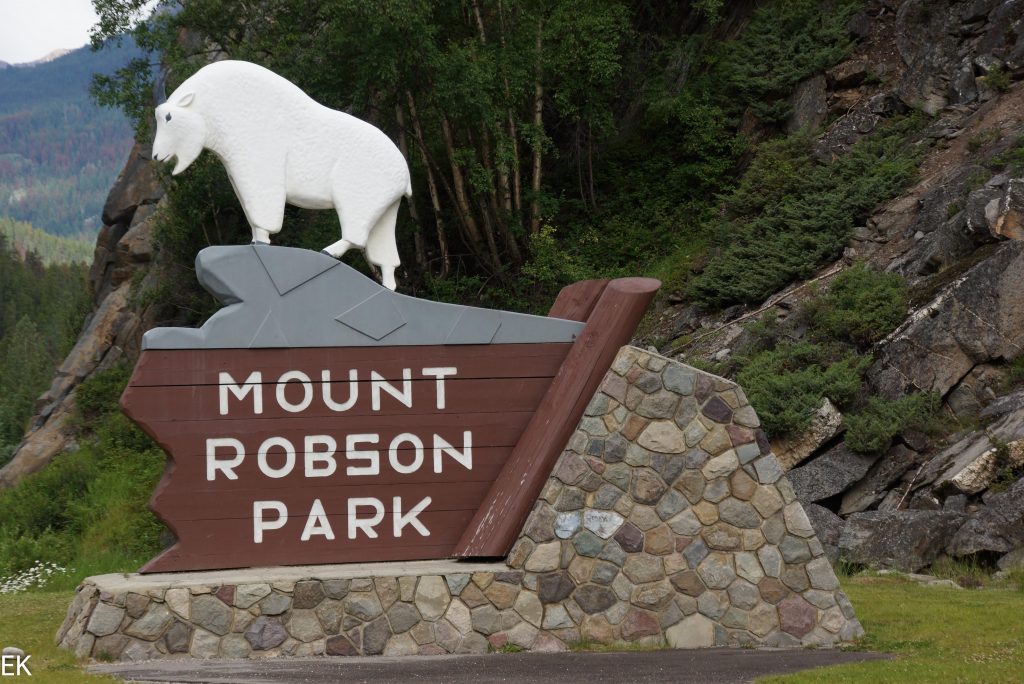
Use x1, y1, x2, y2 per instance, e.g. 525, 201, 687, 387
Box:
0, 0, 100, 64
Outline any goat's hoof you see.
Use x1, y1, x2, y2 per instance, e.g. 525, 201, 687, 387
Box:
250, 240, 270, 246
320, 249, 336, 258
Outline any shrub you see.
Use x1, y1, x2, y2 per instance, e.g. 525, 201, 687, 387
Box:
714, 0, 861, 123
74, 365, 132, 425
808, 263, 908, 350
736, 341, 868, 436
984, 67, 1011, 93
688, 116, 923, 308
519, 225, 594, 311
844, 393, 939, 454
0, 366, 164, 584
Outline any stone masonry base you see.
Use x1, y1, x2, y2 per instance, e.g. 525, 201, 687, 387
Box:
57, 347, 863, 660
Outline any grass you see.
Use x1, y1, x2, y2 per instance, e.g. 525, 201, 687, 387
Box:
0, 592, 114, 683
763, 574, 1024, 683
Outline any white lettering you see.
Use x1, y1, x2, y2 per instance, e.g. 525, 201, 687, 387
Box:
206, 438, 245, 480
321, 369, 358, 411
421, 367, 457, 409
393, 496, 431, 537
253, 501, 288, 542
301, 499, 335, 541
433, 432, 472, 472
371, 369, 412, 410
1, 654, 32, 676
345, 434, 380, 476
276, 370, 314, 413
219, 371, 262, 415
304, 435, 337, 477
258, 437, 296, 478
388, 433, 424, 474
348, 497, 385, 539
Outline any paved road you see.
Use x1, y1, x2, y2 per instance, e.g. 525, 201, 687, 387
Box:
91, 648, 888, 683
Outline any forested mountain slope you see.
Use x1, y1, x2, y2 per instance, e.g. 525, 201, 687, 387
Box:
1, 0, 1023, 580
0, 42, 137, 238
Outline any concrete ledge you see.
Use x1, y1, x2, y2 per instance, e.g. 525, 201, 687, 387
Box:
85, 560, 509, 594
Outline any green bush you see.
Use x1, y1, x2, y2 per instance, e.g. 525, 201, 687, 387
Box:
736, 341, 868, 436
984, 67, 1011, 93
808, 263, 908, 349
688, 116, 923, 308
713, 0, 861, 124
844, 393, 939, 454
0, 366, 164, 585
74, 365, 131, 424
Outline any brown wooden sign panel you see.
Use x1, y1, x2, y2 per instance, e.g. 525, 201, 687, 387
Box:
123, 275, 658, 573
124, 344, 567, 572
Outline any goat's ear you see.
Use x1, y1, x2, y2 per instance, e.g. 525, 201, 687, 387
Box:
177, 92, 196, 107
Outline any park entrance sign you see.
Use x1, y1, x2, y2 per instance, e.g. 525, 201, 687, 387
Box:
130, 60, 658, 572
121, 245, 658, 572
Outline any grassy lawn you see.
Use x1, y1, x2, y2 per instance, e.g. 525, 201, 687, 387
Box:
0, 574, 1022, 682
764, 575, 1024, 683
0, 592, 113, 683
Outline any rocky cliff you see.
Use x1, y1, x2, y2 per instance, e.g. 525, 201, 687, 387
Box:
650, 0, 1024, 574
0, 141, 163, 487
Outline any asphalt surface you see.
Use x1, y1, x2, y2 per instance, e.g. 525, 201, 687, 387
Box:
91, 648, 888, 683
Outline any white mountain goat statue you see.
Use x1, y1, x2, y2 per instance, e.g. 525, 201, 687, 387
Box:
152, 60, 411, 290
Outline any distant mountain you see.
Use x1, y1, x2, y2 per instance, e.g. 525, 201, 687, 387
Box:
23, 49, 74, 66
0, 40, 141, 238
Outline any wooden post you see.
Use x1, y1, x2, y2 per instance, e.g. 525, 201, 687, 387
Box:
453, 277, 660, 558
547, 279, 609, 322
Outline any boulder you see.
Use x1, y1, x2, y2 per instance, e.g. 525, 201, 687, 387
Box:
869, 242, 1024, 400
915, 408, 1024, 496
827, 59, 869, 89
839, 445, 922, 515
839, 510, 966, 571
997, 547, 1024, 571
988, 178, 1024, 241
786, 75, 828, 134
947, 57, 977, 105
947, 477, 1024, 556
773, 399, 844, 471
804, 504, 845, 565
944, 364, 1006, 418
980, 389, 1024, 420
788, 443, 878, 503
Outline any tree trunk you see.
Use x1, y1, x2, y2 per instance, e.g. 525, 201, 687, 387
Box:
405, 91, 450, 278
480, 131, 522, 265
395, 101, 428, 273
530, 19, 544, 236
497, 0, 524, 229
587, 122, 597, 211
440, 114, 495, 271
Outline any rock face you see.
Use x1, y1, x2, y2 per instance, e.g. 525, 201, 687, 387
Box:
839, 510, 967, 572
57, 347, 863, 660
0, 142, 164, 489
788, 444, 878, 504
786, 74, 828, 133
640, 0, 1024, 575
773, 399, 844, 471
947, 477, 1024, 556
869, 243, 1024, 401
